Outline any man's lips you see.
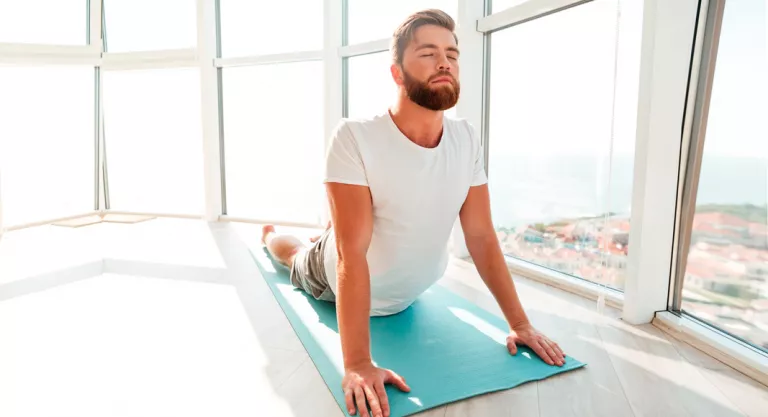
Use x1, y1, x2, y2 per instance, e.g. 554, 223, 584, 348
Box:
431, 76, 453, 84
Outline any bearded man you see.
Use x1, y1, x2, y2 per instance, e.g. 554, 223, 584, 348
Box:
261, 9, 564, 417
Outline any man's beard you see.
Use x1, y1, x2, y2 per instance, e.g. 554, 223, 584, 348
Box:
403, 69, 460, 111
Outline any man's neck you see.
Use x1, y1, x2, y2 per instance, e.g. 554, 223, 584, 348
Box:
388, 98, 444, 149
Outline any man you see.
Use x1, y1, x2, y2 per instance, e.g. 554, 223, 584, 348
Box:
262, 9, 564, 417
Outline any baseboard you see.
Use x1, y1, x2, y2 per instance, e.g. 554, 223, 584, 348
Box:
653, 311, 768, 387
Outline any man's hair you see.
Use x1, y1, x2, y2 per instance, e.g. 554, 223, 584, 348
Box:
390, 9, 457, 66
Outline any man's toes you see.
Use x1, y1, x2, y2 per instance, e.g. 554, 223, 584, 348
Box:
261, 225, 276, 243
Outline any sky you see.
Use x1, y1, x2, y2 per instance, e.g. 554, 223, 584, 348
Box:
705, 0, 768, 158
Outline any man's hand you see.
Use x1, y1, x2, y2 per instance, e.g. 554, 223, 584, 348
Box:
342, 363, 410, 417
458, 185, 566, 367
506, 323, 565, 366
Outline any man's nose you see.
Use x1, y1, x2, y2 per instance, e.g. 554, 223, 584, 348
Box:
436, 53, 451, 71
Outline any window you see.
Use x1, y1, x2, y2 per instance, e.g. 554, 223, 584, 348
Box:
102, 68, 204, 215
222, 61, 324, 223
681, 0, 768, 352
0, 0, 86, 44
103, 0, 197, 52
487, 1, 630, 290
0, 66, 94, 226
346, 51, 457, 120
219, 0, 323, 57
346, 1, 457, 45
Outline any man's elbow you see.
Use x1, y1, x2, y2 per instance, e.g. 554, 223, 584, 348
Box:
464, 230, 499, 253
335, 244, 368, 270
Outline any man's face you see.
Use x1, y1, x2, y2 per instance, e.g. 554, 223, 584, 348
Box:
395, 24, 460, 111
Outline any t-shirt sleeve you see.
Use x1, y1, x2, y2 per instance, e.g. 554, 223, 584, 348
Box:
324, 121, 369, 186
467, 121, 488, 186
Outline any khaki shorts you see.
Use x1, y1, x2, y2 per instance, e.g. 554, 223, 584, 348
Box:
290, 228, 336, 302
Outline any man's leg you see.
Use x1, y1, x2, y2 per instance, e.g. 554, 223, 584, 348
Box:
262, 224, 335, 302
261, 225, 305, 268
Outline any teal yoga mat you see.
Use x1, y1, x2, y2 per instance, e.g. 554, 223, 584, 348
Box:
251, 248, 585, 416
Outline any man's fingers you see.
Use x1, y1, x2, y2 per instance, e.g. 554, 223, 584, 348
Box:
354, 386, 369, 417
384, 370, 410, 392
345, 388, 356, 415
544, 339, 565, 364
374, 381, 390, 417
363, 384, 382, 417
542, 340, 562, 366
552, 341, 566, 364
506, 337, 518, 355
531, 340, 555, 366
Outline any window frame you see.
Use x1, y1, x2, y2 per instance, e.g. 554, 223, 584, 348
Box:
212, 0, 330, 226
670, 0, 723, 313
483, 0, 630, 295
668, 0, 768, 366
218, 60, 327, 223
100, 66, 207, 216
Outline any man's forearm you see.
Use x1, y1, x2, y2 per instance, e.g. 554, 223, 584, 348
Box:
466, 234, 530, 329
336, 254, 372, 369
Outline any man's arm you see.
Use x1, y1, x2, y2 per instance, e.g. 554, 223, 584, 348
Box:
458, 184, 529, 328
458, 184, 565, 366
326, 182, 410, 417
326, 182, 374, 369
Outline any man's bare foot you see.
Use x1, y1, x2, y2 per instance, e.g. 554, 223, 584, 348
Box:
261, 225, 276, 245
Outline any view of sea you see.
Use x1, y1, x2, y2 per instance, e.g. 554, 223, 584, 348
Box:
488, 154, 767, 228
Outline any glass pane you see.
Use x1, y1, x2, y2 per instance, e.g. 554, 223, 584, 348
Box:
222, 61, 324, 223
0, 0, 86, 44
103, 0, 197, 52
0, 66, 94, 226
487, 0, 629, 290
347, 51, 456, 120
347, 52, 396, 119
220, 0, 323, 57
347, 1, 457, 45
103, 68, 204, 215
682, 0, 768, 352
492, 0, 529, 14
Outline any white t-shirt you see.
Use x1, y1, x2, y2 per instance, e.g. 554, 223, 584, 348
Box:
322, 111, 488, 316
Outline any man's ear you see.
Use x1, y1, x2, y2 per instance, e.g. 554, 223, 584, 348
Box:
390, 63, 404, 86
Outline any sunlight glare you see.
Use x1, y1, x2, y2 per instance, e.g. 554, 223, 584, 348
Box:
448, 307, 506, 345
